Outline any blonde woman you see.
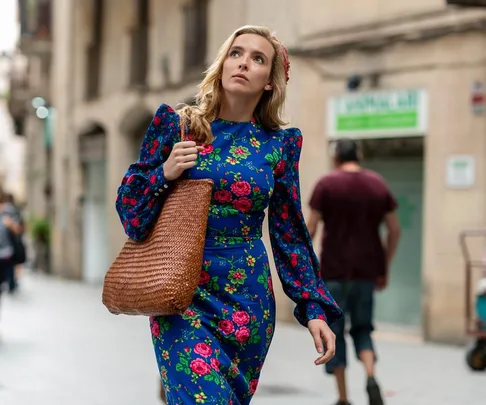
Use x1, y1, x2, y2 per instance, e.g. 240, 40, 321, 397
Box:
116, 25, 342, 404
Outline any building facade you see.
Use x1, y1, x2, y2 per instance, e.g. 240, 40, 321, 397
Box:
49, 0, 486, 343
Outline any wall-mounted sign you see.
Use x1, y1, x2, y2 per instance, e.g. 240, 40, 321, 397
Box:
446, 155, 476, 189
471, 81, 485, 116
327, 89, 428, 139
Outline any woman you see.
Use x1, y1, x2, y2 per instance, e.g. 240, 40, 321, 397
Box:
116, 25, 342, 404
0, 187, 22, 315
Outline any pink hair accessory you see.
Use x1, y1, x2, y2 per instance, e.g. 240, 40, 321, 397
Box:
272, 36, 290, 84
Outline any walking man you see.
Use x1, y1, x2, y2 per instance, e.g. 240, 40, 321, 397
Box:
306, 138, 401, 405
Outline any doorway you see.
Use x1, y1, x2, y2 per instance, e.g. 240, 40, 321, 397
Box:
79, 128, 109, 284
361, 138, 424, 327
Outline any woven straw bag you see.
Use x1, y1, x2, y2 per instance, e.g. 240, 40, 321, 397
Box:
102, 117, 213, 316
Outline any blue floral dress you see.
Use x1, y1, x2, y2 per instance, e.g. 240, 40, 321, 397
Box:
116, 104, 342, 404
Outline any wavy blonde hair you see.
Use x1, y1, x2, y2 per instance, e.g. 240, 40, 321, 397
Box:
178, 25, 288, 144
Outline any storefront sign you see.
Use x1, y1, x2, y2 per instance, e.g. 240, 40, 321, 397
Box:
446, 155, 476, 189
328, 89, 428, 139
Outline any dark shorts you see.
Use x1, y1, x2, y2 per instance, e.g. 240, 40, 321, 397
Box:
324, 280, 376, 374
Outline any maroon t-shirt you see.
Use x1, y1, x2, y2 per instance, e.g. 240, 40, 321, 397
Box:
309, 169, 397, 281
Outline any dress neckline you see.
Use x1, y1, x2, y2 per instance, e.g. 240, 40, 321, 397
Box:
215, 117, 256, 125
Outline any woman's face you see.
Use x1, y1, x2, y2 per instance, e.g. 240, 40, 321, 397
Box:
221, 33, 275, 98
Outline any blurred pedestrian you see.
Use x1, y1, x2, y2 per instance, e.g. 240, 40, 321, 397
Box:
115, 25, 342, 404
306, 138, 401, 405
5, 193, 24, 293
0, 186, 22, 322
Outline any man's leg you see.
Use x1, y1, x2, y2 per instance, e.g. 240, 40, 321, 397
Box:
325, 281, 351, 405
7, 262, 17, 293
348, 281, 383, 405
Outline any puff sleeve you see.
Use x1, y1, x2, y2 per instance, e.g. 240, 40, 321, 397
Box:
268, 128, 343, 327
115, 104, 180, 241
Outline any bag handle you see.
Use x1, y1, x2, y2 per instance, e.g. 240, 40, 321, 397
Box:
179, 115, 186, 142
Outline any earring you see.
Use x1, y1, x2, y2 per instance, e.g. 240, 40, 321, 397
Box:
265, 85, 273, 91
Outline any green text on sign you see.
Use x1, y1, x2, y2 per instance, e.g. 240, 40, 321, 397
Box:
337, 111, 418, 132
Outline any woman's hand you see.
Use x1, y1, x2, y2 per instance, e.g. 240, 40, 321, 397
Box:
2, 216, 20, 234
308, 319, 336, 365
163, 141, 204, 181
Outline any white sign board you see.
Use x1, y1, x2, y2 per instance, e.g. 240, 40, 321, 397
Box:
446, 155, 475, 189
327, 89, 428, 139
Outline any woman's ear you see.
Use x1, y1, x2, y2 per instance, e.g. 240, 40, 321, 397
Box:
264, 84, 273, 91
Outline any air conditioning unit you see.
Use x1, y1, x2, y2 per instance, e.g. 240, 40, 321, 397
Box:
447, 0, 486, 6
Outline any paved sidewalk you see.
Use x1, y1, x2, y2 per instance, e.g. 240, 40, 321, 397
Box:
0, 273, 485, 405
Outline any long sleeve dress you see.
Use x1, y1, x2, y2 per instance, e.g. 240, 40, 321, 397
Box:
116, 104, 342, 405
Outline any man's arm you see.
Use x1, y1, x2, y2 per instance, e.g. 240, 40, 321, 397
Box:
306, 208, 322, 240
383, 211, 401, 266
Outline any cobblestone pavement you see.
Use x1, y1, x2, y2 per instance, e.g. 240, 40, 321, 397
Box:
0, 273, 484, 405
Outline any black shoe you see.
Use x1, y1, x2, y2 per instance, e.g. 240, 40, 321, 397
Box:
366, 376, 384, 405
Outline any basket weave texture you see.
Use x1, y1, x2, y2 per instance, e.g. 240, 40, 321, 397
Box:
102, 178, 214, 316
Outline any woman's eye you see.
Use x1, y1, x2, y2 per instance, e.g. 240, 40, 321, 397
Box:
230, 50, 240, 57
254, 56, 264, 64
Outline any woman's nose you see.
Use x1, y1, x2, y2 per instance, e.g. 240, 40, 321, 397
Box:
239, 58, 249, 70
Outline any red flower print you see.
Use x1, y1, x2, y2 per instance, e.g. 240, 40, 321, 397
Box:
199, 271, 210, 285
254, 186, 260, 193
152, 116, 161, 126
126, 175, 135, 184
214, 190, 232, 203
210, 357, 221, 371
233, 198, 253, 213
291, 186, 298, 200
293, 280, 302, 287
149, 174, 157, 184
218, 320, 235, 335
167, 106, 175, 113
235, 327, 251, 343
184, 346, 191, 353
232, 311, 250, 326
290, 253, 298, 267
283, 233, 292, 243
130, 217, 140, 227
281, 211, 289, 220
302, 291, 310, 299
231, 181, 251, 197
194, 343, 213, 358
268, 276, 273, 292
275, 161, 285, 176
162, 145, 171, 157
150, 320, 160, 338
249, 379, 259, 394
190, 359, 211, 375
318, 314, 326, 321
296, 136, 303, 148
199, 144, 214, 155
184, 309, 196, 317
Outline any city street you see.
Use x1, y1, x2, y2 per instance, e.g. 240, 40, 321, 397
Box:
0, 272, 485, 405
